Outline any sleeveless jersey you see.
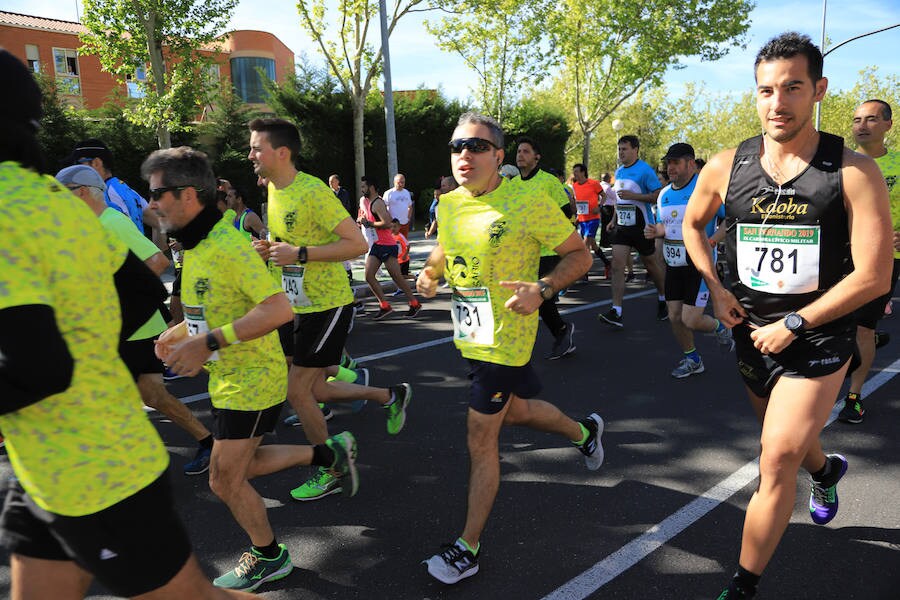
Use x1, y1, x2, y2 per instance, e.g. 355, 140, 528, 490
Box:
362, 196, 395, 245
233, 208, 253, 242
724, 133, 850, 325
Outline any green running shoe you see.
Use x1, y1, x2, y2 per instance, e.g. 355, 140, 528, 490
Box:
385, 383, 412, 435
327, 431, 359, 497
213, 544, 292, 592
290, 467, 342, 501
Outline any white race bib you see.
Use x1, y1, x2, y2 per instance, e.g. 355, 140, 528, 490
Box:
736, 224, 820, 294
616, 205, 637, 226
663, 239, 688, 267
450, 287, 495, 346
183, 304, 219, 361
282, 265, 312, 308
576, 201, 589, 215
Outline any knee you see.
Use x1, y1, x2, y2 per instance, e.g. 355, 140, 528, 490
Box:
681, 312, 700, 330
466, 421, 499, 457
668, 308, 682, 325
758, 444, 804, 482
208, 466, 239, 500
502, 401, 530, 426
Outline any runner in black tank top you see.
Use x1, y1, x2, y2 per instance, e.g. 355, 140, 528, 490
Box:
680, 33, 892, 600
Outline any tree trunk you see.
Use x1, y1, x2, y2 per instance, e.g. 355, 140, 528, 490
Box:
156, 125, 171, 150
352, 93, 366, 198
581, 128, 591, 166
143, 9, 171, 149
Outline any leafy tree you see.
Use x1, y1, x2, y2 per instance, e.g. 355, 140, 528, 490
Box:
425, 0, 552, 123
296, 0, 441, 196
549, 0, 753, 165
79, 0, 238, 148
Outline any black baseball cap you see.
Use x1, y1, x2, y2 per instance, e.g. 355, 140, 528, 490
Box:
662, 143, 695, 160
69, 138, 113, 167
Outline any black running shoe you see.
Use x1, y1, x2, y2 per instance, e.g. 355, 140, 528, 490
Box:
598, 308, 623, 328
657, 301, 668, 321
837, 394, 865, 424
875, 330, 890, 349
548, 323, 576, 360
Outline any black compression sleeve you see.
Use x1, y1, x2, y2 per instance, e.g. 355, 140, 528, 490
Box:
0, 304, 74, 414
114, 250, 169, 340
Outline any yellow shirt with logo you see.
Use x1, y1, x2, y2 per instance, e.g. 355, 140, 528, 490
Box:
0, 162, 168, 516
511, 169, 574, 257
874, 150, 900, 258
181, 218, 286, 411
438, 178, 574, 366
267, 172, 354, 313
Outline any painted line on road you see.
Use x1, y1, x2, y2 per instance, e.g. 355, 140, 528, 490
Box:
540, 356, 900, 600
355, 288, 657, 364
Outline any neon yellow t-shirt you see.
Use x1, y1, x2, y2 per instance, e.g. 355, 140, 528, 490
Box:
181, 219, 287, 411
99, 208, 168, 341
267, 172, 354, 313
512, 169, 575, 257
438, 178, 574, 366
0, 162, 168, 516
874, 150, 900, 258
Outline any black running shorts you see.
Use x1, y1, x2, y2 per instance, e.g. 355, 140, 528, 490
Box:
0, 473, 192, 597
467, 359, 542, 415
854, 258, 900, 329
215, 402, 284, 439
609, 225, 656, 256
664, 265, 709, 307
292, 304, 353, 368
119, 336, 165, 381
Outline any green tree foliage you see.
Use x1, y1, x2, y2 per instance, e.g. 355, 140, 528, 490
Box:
79, 0, 238, 149
424, 0, 553, 123
819, 67, 900, 150
549, 0, 754, 165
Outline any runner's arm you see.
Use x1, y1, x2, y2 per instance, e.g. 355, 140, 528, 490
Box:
144, 250, 170, 276
416, 243, 446, 298
269, 217, 368, 265
244, 211, 266, 239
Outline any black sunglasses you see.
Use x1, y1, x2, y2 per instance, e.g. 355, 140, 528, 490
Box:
149, 185, 202, 201
448, 137, 500, 154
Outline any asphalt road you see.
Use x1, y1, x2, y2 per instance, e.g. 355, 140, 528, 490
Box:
1, 251, 898, 599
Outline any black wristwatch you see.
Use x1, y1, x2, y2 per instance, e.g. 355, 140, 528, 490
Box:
537, 280, 555, 301
784, 312, 806, 336
297, 246, 308, 264
206, 331, 221, 351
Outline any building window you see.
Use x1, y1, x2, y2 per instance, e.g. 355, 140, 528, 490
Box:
25, 45, 40, 73
205, 63, 221, 86
52, 48, 80, 95
126, 64, 147, 98
230, 56, 275, 104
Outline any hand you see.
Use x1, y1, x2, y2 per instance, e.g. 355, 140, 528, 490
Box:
606, 220, 616, 232
268, 241, 299, 266
424, 230, 431, 239
252, 239, 271, 262
499, 280, 543, 315
168, 239, 183, 252
164, 334, 212, 377
643, 224, 656, 240
617, 189, 637, 201
710, 286, 747, 329
893, 230, 900, 252
749, 320, 796, 355
417, 266, 439, 298
154, 321, 188, 361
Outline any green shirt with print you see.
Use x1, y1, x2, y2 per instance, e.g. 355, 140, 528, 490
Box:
875, 150, 900, 259
512, 168, 575, 257
438, 178, 573, 366
0, 162, 168, 516
181, 218, 286, 411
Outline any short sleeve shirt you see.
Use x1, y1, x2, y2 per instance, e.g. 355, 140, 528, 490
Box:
614, 159, 662, 225
572, 178, 604, 222
99, 208, 168, 341
0, 162, 168, 516
514, 169, 575, 257
384, 188, 413, 224
181, 219, 287, 411
438, 178, 574, 366
267, 172, 354, 313
874, 150, 900, 258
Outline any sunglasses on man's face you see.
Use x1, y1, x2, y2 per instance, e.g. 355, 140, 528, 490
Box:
149, 185, 200, 201
448, 137, 499, 154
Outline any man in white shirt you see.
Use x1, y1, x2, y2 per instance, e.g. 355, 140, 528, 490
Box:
384, 173, 413, 236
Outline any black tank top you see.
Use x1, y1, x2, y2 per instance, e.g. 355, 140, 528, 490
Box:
724, 132, 851, 325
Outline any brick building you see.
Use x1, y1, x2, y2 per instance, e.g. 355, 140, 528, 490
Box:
0, 10, 295, 112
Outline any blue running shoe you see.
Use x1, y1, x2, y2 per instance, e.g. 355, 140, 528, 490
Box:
809, 454, 848, 525
183, 446, 212, 475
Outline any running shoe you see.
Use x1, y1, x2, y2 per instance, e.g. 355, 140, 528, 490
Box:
809, 453, 848, 525
424, 540, 480, 584
283, 404, 333, 427
576, 413, 605, 470
548, 323, 576, 360
374, 305, 393, 320
162, 367, 186, 381
598, 308, 623, 328
875, 330, 890, 349
327, 431, 359, 497
390, 288, 404, 297
604, 265, 611, 280
671, 357, 704, 379
183, 446, 212, 476
625, 272, 635, 282
558, 287, 567, 297
713, 325, 736, 352
213, 544, 293, 591
0, 434, 4, 449
407, 302, 422, 318
290, 467, 342, 501
385, 383, 412, 435
349, 368, 369, 413
341, 352, 358, 370
716, 582, 756, 599
656, 301, 669, 321
837, 394, 865, 424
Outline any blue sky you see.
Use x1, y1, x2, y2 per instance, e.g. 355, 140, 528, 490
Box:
8, 0, 900, 100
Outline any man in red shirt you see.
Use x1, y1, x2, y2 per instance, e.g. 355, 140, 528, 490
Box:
572, 163, 611, 279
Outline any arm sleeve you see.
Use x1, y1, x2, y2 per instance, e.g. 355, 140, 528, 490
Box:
114, 251, 169, 340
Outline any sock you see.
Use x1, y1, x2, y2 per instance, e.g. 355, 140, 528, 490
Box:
685, 348, 701, 363
253, 538, 281, 560
311, 443, 336, 468
730, 565, 760, 595
198, 435, 214, 450
571, 422, 590, 446
612, 305, 622, 317
810, 456, 834, 483
333, 365, 357, 383
714, 319, 726, 333
457, 537, 480, 556
658, 294, 666, 302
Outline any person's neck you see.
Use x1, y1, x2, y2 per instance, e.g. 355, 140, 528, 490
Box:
519, 165, 537, 179
269, 166, 298, 190
671, 172, 696, 190
462, 174, 501, 197
622, 158, 637, 168
766, 126, 818, 161
173, 204, 220, 249
858, 140, 887, 159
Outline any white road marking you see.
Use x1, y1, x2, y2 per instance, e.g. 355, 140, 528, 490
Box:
540, 357, 900, 600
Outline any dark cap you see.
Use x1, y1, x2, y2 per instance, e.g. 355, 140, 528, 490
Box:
70, 138, 113, 168
662, 143, 695, 161
0, 49, 43, 131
